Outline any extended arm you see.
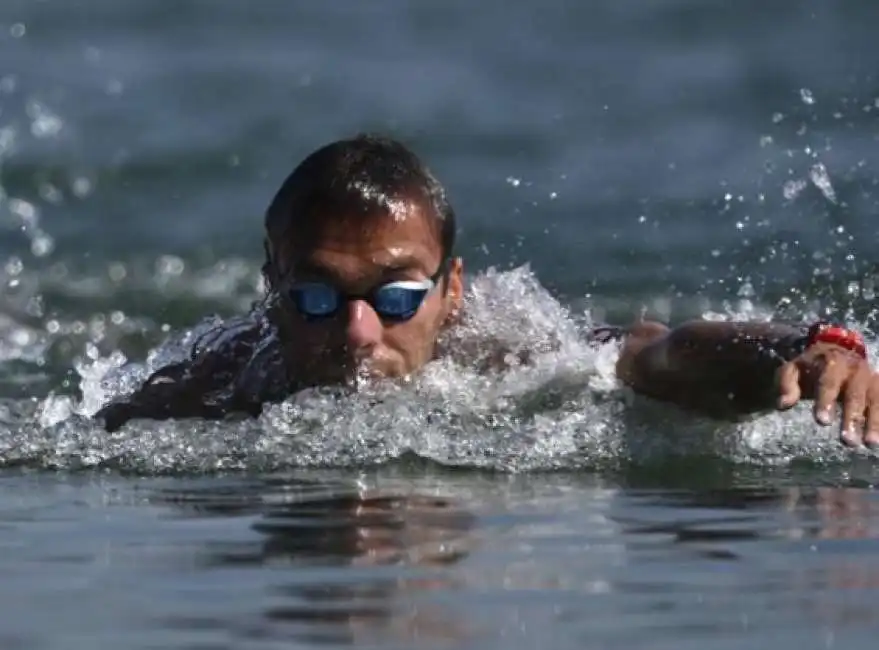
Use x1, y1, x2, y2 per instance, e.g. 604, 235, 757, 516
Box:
614, 319, 878, 445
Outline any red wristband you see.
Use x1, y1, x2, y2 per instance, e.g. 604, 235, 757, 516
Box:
806, 322, 867, 360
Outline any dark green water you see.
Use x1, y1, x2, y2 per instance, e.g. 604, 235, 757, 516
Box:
2, 0, 879, 647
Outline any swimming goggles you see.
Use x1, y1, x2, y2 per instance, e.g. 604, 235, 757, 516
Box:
286, 265, 446, 322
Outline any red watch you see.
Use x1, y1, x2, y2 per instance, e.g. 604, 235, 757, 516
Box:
805, 322, 867, 360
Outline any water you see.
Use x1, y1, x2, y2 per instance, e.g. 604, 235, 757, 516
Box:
2, 0, 879, 646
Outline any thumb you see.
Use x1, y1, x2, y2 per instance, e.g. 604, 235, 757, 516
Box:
776, 361, 801, 410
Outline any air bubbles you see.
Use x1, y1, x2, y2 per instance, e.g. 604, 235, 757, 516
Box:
505, 176, 521, 188
9, 23, 26, 39
799, 88, 815, 105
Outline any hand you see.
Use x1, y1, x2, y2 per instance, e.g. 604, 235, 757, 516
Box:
777, 341, 879, 447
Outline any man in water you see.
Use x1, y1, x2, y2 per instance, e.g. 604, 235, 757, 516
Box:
95, 134, 879, 447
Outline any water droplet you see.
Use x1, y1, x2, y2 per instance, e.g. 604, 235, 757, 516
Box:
9, 23, 26, 38
809, 162, 837, 203
799, 88, 815, 105
759, 135, 773, 147
4, 256, 23, 276
772, 112, 784, 124
156, 255, 185, 277
28, 102, 63, 138
0, 126, 16, 159
8, 198, 38, 226
71, 177, 93, 198
505, 177, 521, 188
31, 234, 54, 258
38, 182, 63, 205
108, 262, 127, 283
782, 179, 807, 200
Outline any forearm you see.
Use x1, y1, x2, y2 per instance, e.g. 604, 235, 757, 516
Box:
616, 320, 809, 416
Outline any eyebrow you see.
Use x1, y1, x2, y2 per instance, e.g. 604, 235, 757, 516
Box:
292, 256, 428, 283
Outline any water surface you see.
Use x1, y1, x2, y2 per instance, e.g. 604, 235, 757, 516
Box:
2, 0, 879, 647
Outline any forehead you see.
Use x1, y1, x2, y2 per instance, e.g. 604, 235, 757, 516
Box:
273, 201, 443, 272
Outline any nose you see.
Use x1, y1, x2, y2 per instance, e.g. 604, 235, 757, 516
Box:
344, 299, 382, 358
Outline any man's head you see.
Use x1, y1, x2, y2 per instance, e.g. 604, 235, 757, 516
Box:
263, 134, 464, 385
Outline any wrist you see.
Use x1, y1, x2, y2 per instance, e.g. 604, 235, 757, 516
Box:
803, 321, 867, 360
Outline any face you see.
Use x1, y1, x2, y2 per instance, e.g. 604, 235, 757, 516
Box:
267, 202, 464, 387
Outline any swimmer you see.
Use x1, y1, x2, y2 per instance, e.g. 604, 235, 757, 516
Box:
95, 134, 879, 447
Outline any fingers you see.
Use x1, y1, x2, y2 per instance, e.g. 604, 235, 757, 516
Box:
776, 361, 801, 410
813, 353, 848, 426
840, 363, 871, 447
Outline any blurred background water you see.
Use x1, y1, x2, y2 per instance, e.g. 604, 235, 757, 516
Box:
2, 0, 879, 648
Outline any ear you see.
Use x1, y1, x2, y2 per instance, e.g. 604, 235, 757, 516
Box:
443, 257, 465, 323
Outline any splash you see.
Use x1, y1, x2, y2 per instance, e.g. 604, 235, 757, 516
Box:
0, 265, 873, 474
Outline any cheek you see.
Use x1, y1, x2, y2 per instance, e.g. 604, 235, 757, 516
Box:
277, 309, 336, 349
384, 299, 445, 354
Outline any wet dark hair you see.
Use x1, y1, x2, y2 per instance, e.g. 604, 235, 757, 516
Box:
263, 134, 456, 279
